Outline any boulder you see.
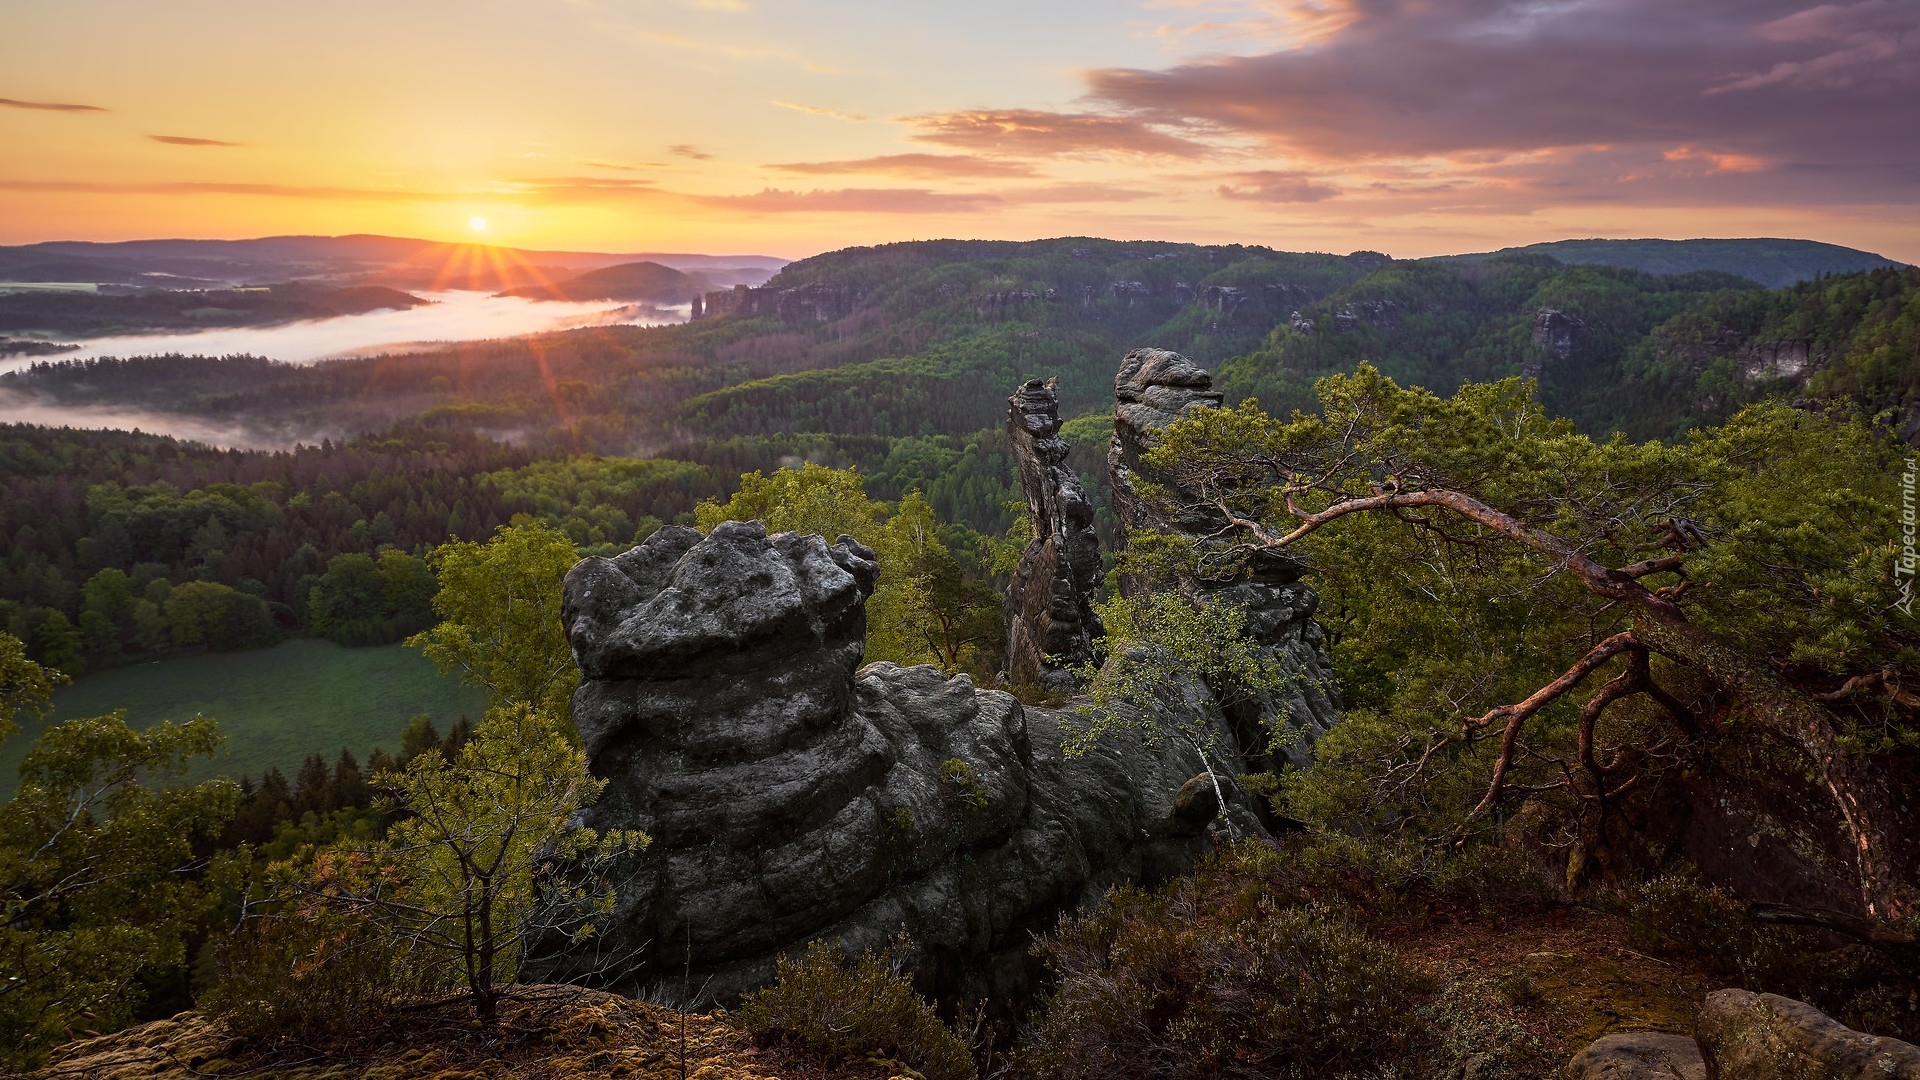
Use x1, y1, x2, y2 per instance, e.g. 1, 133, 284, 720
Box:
1695, 988, 1920, 1080
1567, 1032, 1706, 1079
1003, 378, 1103, 691
1106, 348, 1340, 767
538, 520, 1256, 1016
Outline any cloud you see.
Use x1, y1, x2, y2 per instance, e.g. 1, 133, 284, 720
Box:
583, 159, 669, 171
901, 108, 1210, 158
771, 100, 867, 122
766, 153, 1040, 178
1003, 182, 1161, 203
147, 134, 244, 147
0, 179, 444, 201
669, 143, 714, 160
1084, 0, 1920, 205
690, 187, 1002, 213
0, 96, 106, 112
1216, 169, 1339, 202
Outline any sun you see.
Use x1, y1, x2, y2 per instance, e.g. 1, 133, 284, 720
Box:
468, 215, 487, 233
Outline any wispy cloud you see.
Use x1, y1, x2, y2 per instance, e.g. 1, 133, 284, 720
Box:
1216, 169, 1339, 202
0, 179, 443, 201
691, 187, 1001, 213
767, 153, 1039, 178
669, 143, 714, 160
903, 108, 1210, 158
147, 134, 244, 147
0, 96, 106, 112
771, 100, 866, 122
583, 159, 670, 171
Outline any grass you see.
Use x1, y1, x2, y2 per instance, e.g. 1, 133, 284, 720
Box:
0, 638, 488, 796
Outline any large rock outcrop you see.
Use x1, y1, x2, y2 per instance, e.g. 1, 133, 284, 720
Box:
1695, 989, 1920, 1080
543, 520, 1253, 1011
1107, 347, 1340, 768
1003, 378, 1103, 692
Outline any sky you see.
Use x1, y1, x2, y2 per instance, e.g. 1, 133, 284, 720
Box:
3, 0, 1917, 262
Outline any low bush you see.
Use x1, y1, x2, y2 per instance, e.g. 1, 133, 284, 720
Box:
736, 938, 976, 1080
201, 903, 444, 1037
1619, 874, 1920, 1039
1019, 886, 1431, 1080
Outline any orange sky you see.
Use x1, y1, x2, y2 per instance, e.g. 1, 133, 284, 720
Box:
4, 0, 1916, 262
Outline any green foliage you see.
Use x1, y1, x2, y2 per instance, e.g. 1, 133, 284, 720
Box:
165, 579, 280, 651
307, 550, 437, 647
0, 709, 238, 1068
1144, 366, 1920, 845
737, 938, 977, 1080
1067, 592, 1293, 811
221, 705, 644, 1026
697, 466, 1006, 671
0, 631, 63, 742
408, 521, 580, 717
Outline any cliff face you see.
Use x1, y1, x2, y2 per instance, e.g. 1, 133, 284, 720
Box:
1107, 348, 1340, 767
1003, 379, 1103, 692
542, 520, 1249, 1013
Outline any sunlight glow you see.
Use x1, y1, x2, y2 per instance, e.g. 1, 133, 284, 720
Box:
468, 215, 488, 232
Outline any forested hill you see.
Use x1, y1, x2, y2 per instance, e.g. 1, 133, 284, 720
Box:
1434, 237, 1901, 289
4, 238, 1917, 644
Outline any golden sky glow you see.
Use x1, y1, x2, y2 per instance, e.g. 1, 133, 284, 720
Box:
3, 0, 1917, 262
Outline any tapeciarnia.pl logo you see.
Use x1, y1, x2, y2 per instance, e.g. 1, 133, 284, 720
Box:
1900, 456, 1917, 617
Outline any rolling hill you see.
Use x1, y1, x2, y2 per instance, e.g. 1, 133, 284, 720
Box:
497, 260, 704, 303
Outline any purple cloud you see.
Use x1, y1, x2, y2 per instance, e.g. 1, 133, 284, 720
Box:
1084, 0, 1920, 204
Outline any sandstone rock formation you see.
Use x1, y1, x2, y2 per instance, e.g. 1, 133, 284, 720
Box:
694, 281, 860, 323
1695, 988, 1920, 1080
1567, 1032, 1706, 1079
1003, 378, 1103, 692
1107, 347, 1340, 768
543, 519, 1255, 1011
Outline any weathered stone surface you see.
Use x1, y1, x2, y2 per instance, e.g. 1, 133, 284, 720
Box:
1567, 1032, 1706, 1079
1696, 989, 1920, 1080
541, 520, 1255, 1013
1003, 378, 1103, 691
1106, 348, 1339, 768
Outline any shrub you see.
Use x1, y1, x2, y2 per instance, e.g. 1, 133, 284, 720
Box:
1619, 874, 1920, 1039
737, 939, 976, 1080
201, 902, 442, 1037
1019, 889, 1431, 1080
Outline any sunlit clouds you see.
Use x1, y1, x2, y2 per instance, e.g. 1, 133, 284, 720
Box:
1, 0, 1916, 260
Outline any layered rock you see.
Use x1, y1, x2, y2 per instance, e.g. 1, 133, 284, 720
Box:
542, 519, 1251, 1010
1107, 347, 1339, 768
1003, 378, 1103, 692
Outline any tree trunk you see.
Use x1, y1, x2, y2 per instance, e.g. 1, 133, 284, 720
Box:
1246, 486, 1913, 921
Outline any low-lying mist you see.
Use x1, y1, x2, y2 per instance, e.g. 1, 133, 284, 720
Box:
0, 388, 323, 450
0, 290, 688, 375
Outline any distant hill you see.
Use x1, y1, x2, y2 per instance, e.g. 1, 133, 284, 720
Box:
498, 261, 703, 303
0, 282, 425, 337
0, 234, 786, 292
1433, 238, 1902, 289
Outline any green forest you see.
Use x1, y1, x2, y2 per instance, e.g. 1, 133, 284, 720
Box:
3, 237, 1920, 1077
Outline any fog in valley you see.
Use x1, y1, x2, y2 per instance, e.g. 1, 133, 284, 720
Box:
0, 290, 691, 447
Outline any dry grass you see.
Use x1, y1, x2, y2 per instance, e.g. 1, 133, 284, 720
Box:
18, 985, 924, 1080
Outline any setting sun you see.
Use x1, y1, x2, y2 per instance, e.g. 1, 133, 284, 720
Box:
468, 216, 487, 233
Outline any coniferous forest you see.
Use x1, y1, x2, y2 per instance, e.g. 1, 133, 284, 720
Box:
3, 237, 1920, 1079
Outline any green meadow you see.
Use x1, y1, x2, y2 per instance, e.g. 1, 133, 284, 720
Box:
0, 638, 488, 797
